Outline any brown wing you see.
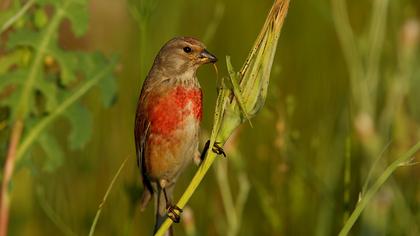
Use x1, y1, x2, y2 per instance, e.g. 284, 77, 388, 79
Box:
134, 86, 154, 210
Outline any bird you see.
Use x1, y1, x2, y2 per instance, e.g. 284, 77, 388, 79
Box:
134, 36, 217, 236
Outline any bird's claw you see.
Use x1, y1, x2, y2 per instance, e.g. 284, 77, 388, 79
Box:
212, 142, 226, 157
167, 204, 183, 223
200, 140, 226, 161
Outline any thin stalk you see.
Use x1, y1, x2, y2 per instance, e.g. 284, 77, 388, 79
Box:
203, 1, 225, 43
0, 3, 69, 235
0, 120, 23, 236
89, 157, 128, 236
36, 187, 77, 236
0, 0, 35, 34
361, 141, 391, 196
365, 0, 389, 110
343, 137, 351, 223
234, 173, 249, 222
338, 140, 420, 236
331, 0, 366, 111
16, 3, 67, 118
215, 161, 238, 235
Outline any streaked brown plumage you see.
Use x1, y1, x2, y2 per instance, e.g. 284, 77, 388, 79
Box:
134, 37, 217, 235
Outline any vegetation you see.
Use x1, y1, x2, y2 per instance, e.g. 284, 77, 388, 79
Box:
1, 0, 419, 235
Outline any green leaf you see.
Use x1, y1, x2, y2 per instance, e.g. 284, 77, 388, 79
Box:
0, 49, 32, 74
35, 71, 57, 112
47, 43, 79, 85
33, 8, 48, 29
79, 52, 109, 78
0, 69, 26, 89
65, 0, 89, 37
0, 70, 27, 119
37, 0, 66, 7
6, 29, 42, 49
38, 132, 64, 172
226, 55, 252, 126
64, 103, 92, 150
98, 74, 117, 107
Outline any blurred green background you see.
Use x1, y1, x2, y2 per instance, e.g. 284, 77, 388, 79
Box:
1, 0, 420, 235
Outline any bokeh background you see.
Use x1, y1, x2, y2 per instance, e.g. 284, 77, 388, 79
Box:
1, 0, 420, 235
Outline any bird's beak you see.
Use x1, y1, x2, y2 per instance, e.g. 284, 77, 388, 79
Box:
199, 49, 217, 63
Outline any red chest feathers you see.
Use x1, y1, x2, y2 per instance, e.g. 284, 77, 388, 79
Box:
147, 86, 202, 134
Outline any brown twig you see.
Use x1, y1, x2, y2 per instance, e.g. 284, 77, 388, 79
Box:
0, 119, 24, 236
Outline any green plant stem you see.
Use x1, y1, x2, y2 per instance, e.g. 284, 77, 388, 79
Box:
338, 140, 420, 236
203, 1, 225, 43
89, 157, 128, 236
365, 0, 389, 105
17, 3, 68, 119
16, 62, 115, 162
343, 136, 351, 223
0, 0, 35, 34
0, 3, 69, 235
214, 145, 250, 236
36, 187, 77, 236
331, 0, 365, 111
215, 161, 238, 235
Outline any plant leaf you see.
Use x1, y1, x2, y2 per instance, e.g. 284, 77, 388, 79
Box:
65, 0, 89, 37
47, 43, 79, 85
98, 74, 117, 107
35, 71, 57, 112
64, 103, 92, 150
38, 132, 64, 172
0, 70, 27, 120
6, 29, 41, 50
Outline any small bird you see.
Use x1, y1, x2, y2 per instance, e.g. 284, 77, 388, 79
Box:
134, 37, 217, 235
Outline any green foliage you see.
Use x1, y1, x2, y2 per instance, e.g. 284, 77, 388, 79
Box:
0, 0, 117, 172
38, 132, 64, 172
64, 103, 92, 150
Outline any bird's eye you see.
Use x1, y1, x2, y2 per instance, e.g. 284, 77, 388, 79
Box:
183, 47, 192, 53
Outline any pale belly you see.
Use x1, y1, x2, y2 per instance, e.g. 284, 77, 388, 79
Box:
145, 114, 199, 183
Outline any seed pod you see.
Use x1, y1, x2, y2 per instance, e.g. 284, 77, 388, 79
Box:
219, 0, 290, 141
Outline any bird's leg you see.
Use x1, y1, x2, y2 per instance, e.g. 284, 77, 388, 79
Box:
200, 140, 226, 161
163, 188, 183, 223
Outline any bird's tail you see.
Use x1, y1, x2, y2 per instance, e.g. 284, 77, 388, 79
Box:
153, 188, 173, 236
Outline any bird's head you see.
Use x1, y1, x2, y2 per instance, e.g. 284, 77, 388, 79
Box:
153, 37, 217, 76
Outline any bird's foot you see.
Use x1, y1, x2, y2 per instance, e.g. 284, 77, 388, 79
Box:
167, 204, 183, 223
212, 142, 226, 157
200, 140, 226, 161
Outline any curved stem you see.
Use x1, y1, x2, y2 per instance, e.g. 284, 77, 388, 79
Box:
331, 0, 365, 111
338, 140, 420, 236
89, 157, 128, 236
0, 0, 35, 34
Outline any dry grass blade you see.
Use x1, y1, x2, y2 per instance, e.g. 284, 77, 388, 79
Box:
89, 157, 129, 236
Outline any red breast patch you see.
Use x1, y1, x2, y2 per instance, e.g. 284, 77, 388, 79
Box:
148, 86, 202, 135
